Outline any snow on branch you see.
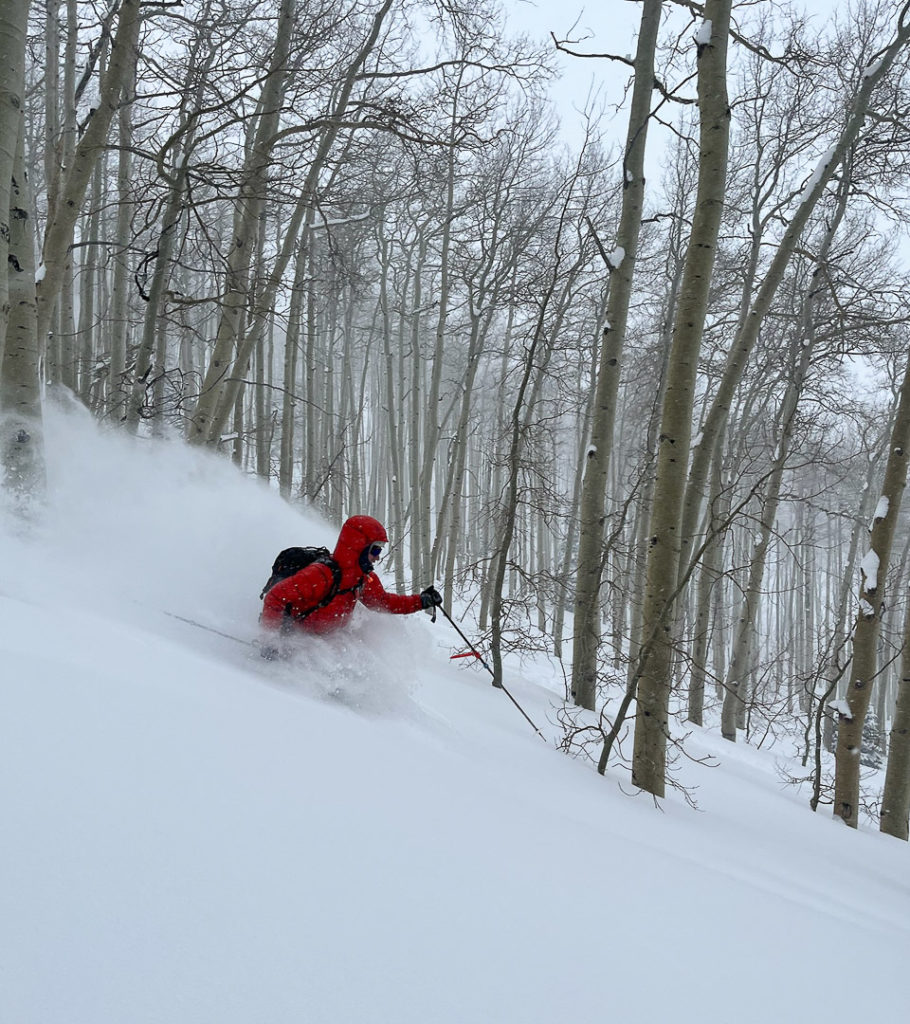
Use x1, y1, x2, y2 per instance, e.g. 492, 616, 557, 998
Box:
829, 699, 854, 720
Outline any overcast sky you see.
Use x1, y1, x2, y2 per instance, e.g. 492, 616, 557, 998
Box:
509, 0, 843, 153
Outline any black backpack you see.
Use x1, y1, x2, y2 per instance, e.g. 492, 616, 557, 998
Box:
260, 545, 362, 622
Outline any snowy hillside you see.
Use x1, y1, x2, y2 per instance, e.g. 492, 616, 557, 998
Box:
2, 402, 909, 1024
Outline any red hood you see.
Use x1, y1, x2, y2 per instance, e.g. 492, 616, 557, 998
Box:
333, 515, 388, 582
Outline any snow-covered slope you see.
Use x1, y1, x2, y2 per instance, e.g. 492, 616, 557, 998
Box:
2, 402, 908, 1024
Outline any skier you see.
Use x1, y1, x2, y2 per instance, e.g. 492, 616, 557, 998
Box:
260, 515, 442, 643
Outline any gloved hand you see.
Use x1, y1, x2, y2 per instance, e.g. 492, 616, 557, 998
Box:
420, 586, 443, 609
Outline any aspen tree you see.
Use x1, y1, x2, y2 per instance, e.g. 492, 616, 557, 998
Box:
630, 0, 733, 797
881, 587, 910, 839
0, 0, 30, 364
1, 100, 42, 502
571, 0, 663, 711
278, 239, 307, 498
834, 355, 910, 828
108, 47, 136, 419
810, 437, 886, 811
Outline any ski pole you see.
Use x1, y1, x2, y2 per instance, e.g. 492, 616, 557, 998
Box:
438, 604, 547, 743
159, 609, 254, 647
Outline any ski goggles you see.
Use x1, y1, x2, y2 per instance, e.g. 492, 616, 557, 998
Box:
368, 544, 384, 559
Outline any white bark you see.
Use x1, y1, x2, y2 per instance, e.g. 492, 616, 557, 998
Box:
835, 354, 910, 828
0, 0, 30, 363
571, 0, 663, 710
1, 114, 44, 504
631, 0, 733, 798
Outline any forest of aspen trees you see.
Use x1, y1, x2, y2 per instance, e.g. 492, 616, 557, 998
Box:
4, 0, 910, 832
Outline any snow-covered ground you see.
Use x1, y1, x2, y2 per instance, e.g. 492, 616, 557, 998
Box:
2, 400, 908, 1024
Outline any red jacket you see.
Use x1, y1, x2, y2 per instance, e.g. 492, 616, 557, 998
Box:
260, 515, 422, 636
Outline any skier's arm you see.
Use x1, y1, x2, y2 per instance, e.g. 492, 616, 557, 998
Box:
361, 573, 423, 615
261, 563, 336, 627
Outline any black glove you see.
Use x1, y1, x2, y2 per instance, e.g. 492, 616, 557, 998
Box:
420, 586, 443, 609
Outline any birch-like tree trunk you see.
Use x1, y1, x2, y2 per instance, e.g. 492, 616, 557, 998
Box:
881, 585, 910, 839
107, 49, 135, 420
0, 0, 30, 358
630, 0, 733, 798
279, 239, 307, 498
407, 227, 429, 585
1, 114, 43, 502
42, 0, 60, 231
304, 241, 319, 499
46, 0, 78, 389
571, 0, 662, 710
77, 154, 105, 404
834, 355, 910, 828
809, 450, 883, 809
377, 222, 406, 583
687, 443, 732, 727
0, 0, 39, 502
553, 343, 598, 661
418, 105, 459, 583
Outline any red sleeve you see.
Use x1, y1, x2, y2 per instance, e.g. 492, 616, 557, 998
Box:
361, 573, 423, 615
261, 563, 336, 628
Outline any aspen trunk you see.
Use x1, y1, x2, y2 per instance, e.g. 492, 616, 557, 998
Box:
420, 135, 457, 584
407, 231, 429, 586
881, 586, 910, 839
554, 345, 599, 660
279, 241, 307, 498
0, 0, 30, 364
76, 158, 104, 404
42, 0, 60, 243
571, 0, 662, 710
108, 69, 134, 419
439, 307, 492, 605
687, 454, 728, 725
377, 227, 406, 588
1, 118, 44, 503
631, 1, 732, 798
834, 354, 910, 828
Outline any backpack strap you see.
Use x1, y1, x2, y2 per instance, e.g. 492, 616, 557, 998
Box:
285, 557, 350, 623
